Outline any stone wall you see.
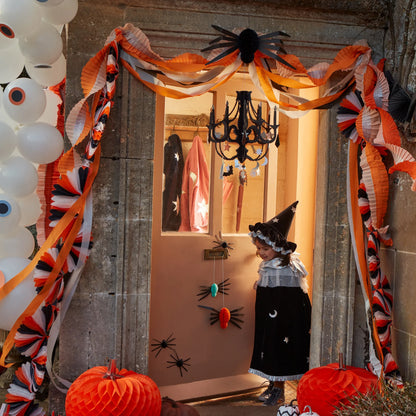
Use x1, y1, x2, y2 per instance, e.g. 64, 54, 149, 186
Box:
382, 0, 416, 382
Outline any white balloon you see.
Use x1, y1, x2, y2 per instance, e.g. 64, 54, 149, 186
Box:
17, 122, 63, 164
25, 53, 66, 87
41, 0, 78, 25
19, 22, 63, 66
0, 121, 17, 161
0, 32, 16, 50
35, 0, 65, 6
0, 42, 25, 84
17, 192, 41, 226
0, 226, 35, 258
0, 0, 42, 38
37, 89, 62, 124
0, 156, 38, 198
0, 192, 21, 235
0, 257, 37, 331
3, 78, 46, 124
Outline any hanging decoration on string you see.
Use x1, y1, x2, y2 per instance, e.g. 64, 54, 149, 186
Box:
198, 305, 244, 329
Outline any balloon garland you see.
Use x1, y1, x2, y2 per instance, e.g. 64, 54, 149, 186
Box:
0, 18, 414, 414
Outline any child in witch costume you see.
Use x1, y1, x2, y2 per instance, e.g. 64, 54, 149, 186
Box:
248, 201, 311, 406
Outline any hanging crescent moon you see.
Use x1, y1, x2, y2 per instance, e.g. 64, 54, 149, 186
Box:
269, 310, 278, 318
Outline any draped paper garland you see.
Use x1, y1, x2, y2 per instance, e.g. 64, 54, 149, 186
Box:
0, 39, 118, 416
339, 59, 411, 385
1, 22, 415, 413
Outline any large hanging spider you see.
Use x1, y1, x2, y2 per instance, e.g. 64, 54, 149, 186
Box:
151, 333, 176, 357
198, 305, 244, 329
166, 351, 191, 377
202, 24, 295, 68
197, 278, 231, 301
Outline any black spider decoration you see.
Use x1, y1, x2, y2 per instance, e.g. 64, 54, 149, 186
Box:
212, 232, 234, 252
166, 351, 191, 377
197, 277, 231, 301
151, 333, 176, 357
202, 24, 295, 68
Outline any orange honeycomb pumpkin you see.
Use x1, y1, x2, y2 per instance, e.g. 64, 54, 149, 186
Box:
65, 359, 161, 416
297, 355, 378, 416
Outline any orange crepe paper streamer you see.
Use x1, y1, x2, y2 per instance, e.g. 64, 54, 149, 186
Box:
377, 108, 402, 146
312, 44, 371, 86
205, 50, 240, 68
361, 144, 389, 230
0, 271, 4, 288
0, 147, 101, 367
389, 161, 416, 192
253, 63, 298, 109
257, 63, 316, 89
80, 43, 113, 98
348, 142, 384, 365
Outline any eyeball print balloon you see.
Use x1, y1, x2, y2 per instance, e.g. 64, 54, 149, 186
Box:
37, 89, 62, 124
25, 53, 66, 87
17, 192, 41, 227
0, 27, 16, 50
19, 22, 63, 66
0, 226, 35, 258
0, 257, 36, 331
35, 0, 65, 6
17, 122, 63, 164
0, 121, 17, 161
0, 0, 42, 38
0, 156, 38, 198
0, 193, 21, 235
41, 0, 78, 25
3, 78, 46, 124
0, 42, 25, 84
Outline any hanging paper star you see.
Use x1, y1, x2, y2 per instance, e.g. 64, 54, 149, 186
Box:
172, 196, 180, 214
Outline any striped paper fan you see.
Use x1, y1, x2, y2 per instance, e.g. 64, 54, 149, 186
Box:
336, 90, 364, 142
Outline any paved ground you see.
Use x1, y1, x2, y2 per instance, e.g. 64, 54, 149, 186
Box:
189, 381, 298, 416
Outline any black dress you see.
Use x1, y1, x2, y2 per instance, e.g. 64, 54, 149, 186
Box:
249, 257, 311, 381
162, 134, 184, 231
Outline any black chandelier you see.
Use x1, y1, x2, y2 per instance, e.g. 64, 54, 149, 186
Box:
207, 91, 279, 164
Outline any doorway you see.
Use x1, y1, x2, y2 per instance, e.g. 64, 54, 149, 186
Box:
148, 74, 319, 399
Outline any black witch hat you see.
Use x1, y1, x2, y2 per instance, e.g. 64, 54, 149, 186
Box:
248, 201, 298, 254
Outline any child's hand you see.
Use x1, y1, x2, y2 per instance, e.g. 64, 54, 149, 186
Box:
253, 280, 258, 290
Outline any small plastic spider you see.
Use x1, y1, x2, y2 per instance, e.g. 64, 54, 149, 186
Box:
197, 278, 231, 301
198, 305, 244, 329
212, 231, 234, 252
201, 25, 294, 68
166, 351, 191, 377
151, 333, 176, 357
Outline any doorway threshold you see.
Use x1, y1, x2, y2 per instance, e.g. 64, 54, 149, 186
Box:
158, 373, 266, 402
